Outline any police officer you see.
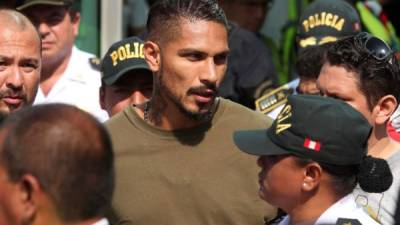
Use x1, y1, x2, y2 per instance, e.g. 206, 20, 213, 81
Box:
100, 36, 153, 117
235, 95, 392, 225
17, 0, 108, 121
256, 0, 361, 119
218, 0, 279, 109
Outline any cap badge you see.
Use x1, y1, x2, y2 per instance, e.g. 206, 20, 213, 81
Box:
276, 104, 292, 134
304, 138, 321, 151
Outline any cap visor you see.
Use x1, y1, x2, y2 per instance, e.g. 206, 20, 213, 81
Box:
17, 1, 68, 10
233, 129, 290, 156
103, 65, 151, 85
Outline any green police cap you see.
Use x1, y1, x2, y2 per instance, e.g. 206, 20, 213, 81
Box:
17, 0, 73, 10
101, 36, 151, 86
234, 95, 372, 166
297, 0, 361, 51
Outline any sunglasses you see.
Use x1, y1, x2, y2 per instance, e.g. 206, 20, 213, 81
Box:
355, 32, 393, 62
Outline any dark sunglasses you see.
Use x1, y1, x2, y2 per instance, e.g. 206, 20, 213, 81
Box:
355, 32, 393, 62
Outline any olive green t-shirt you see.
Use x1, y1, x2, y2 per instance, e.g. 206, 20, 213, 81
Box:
106, 98, 276, 225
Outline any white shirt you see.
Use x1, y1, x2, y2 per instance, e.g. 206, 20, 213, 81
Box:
34, 46, 108, 122
278, 194, 380, 225
92, 218, 109, 225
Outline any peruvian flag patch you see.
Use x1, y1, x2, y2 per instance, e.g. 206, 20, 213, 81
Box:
303, 138, 321, 151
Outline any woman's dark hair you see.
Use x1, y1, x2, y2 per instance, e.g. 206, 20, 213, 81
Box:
295, 155, 392, 195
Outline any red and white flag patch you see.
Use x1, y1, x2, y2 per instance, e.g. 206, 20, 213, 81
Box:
304, 138, 321, 151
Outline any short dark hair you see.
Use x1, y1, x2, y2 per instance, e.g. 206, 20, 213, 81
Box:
0, 104, 114, 223
146, 0, 228, 44
324, 35, 400, 110
296, 43, 333, 80
294, 157, 358, 196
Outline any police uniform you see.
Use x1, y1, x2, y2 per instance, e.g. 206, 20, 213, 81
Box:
34, 46, 109, 122
278, 190, 379, 225
255, 78, 298, 119
218, 22, 278, 109
255, 0, 361, 119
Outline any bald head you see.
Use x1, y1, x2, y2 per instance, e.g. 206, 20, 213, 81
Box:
0, 104, 114, 223
0, 9, 40, 42
0, 9, 41, 119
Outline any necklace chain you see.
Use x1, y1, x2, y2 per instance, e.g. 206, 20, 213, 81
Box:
143, 101, 150, 122
143, 97, 219, 123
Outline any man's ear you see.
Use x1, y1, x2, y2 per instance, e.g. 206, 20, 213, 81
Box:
373, 95, 397, 125
144, 41, 161, 73
301, 162, 322, 192
17, 174, 41, 221
70, 11, 81, 37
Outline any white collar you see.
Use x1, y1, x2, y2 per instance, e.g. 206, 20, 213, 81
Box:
63, 46, 87, 83
315, 194, 356, 224
278, 194, 358, 225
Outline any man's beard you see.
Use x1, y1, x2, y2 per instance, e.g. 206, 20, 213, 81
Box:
156, 75, 217, 122
0, 110, 8, 125
0, 89, 28, 112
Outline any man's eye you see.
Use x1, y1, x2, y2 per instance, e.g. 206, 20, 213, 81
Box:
45, 14, 65, 25
185, 53, 204, 61
0, 61, 8, 71
143, 84, 153, 91
214, 53, 228, 64
25, 63, 37, 68
21, 63, 38, 72
114, 88, 129, 93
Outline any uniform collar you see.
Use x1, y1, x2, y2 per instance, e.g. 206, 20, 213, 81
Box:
63, 46, 88, 84
278, 194, 357, 225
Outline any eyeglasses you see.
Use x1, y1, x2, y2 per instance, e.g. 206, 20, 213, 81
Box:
355, 32, 393, 62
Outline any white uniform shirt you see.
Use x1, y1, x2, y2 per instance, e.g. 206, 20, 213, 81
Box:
278, 194, 379, 225
34, 46, 108, 122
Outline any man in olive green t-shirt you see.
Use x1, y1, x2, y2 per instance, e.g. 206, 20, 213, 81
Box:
106, 1, 277, 224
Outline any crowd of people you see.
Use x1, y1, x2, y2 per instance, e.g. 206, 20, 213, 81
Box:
0, 0, 399, 225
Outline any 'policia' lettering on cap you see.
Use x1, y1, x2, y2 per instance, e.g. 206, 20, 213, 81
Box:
297, 0, 361, 51
101, 36, 151, 86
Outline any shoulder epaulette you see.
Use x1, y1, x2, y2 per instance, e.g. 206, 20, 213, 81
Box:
335, 218, 363, 225
89, 57, 101, 71
255, 84, 294, 114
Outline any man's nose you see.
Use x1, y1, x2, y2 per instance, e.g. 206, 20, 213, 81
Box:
130, 90, 147, 106
37, 21, 51, 38
199, 59, 218, 84
6, 66, 24, 90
